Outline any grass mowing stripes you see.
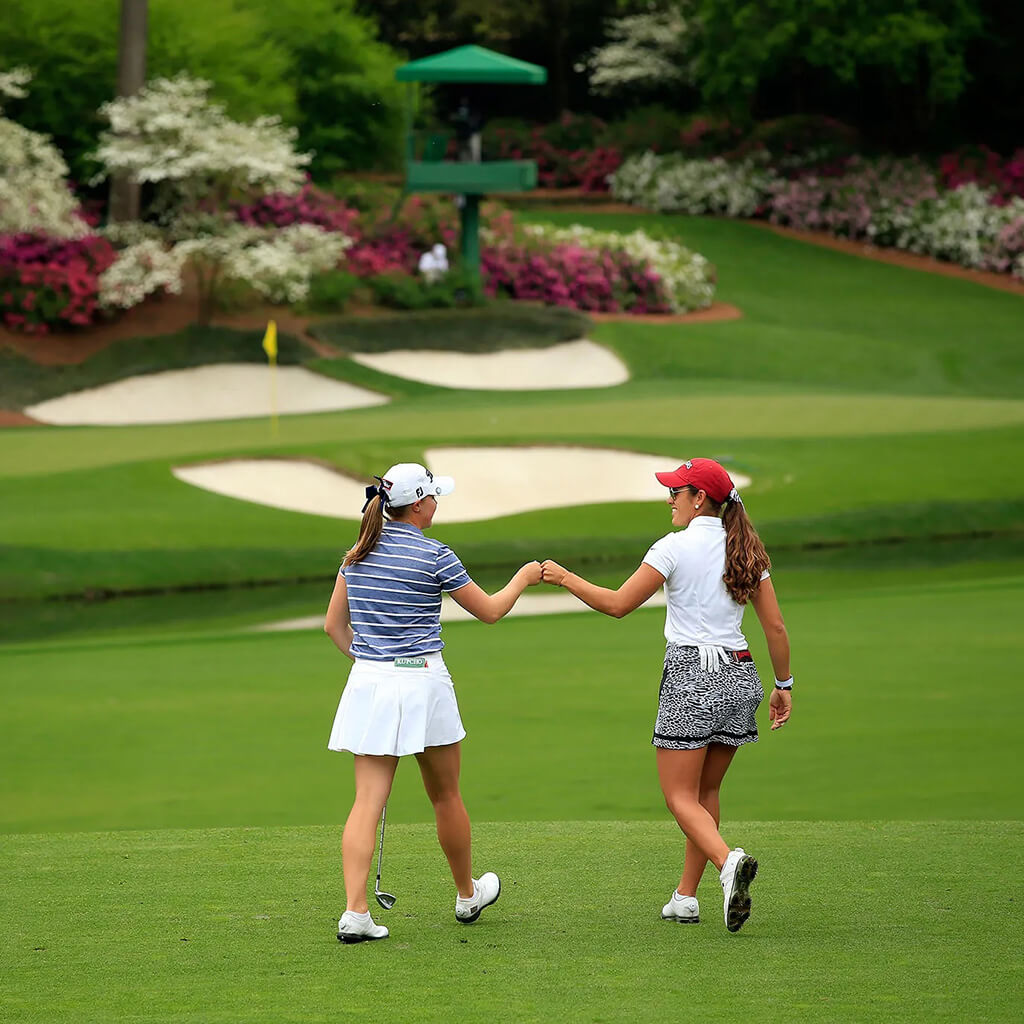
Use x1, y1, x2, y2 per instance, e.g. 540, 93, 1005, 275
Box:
2, 821, 1021, 1024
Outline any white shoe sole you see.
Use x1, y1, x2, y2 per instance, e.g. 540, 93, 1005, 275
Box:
662, 912, 700, 924
337, 929, 388, 944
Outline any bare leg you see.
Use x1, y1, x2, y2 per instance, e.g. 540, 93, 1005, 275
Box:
656, 747, 731, 874
342, 754, 398, 913
415, 742, 473, 898
677, 742, 738, 896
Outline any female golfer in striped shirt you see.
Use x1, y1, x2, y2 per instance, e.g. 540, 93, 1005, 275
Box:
540, 458, 792, 933
325, 463, 541, 943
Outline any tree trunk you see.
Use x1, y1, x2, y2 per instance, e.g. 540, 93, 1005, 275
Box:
108, 0, 148, 223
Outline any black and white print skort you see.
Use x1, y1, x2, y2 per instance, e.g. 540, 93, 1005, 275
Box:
652, 643, 764, 750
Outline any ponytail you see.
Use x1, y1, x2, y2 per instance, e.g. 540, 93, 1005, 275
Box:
343, 494, 386, 567
721, 499, 770, 605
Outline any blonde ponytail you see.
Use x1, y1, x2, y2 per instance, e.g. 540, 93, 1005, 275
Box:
343, 494, 386, 567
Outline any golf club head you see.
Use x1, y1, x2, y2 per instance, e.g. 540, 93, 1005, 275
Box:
375, 890, 396, 911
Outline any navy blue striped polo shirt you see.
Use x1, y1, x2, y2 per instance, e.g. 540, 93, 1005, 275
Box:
340, 521, 472, 661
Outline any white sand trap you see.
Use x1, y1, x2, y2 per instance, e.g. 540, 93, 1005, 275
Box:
252, 590, 669, 633
350, 339, 629, 390
172, 446, 752, 523
25, 364, 389, 426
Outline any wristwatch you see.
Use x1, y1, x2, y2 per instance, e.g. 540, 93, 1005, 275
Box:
774, 676, 793, 691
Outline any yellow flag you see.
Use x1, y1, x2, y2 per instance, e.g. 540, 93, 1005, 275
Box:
261, 319, 278, 363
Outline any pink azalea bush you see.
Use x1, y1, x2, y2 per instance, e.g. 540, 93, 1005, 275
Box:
767, 157, 940, 242
485, 115, 623, 192
481, 238, 672, 314
235, 182, 359, 234
939, 146, 1024, 203
0, 232, 116, 332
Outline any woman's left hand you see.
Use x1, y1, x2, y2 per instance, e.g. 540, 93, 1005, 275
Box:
768, 687, 792, 731
540, 559, 569, 586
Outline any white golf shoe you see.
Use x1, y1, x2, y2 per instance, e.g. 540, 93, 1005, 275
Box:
455, 872, 501, 923
719, 847, 758, 933
337, 910, 389, 944
661, 891, 700, 923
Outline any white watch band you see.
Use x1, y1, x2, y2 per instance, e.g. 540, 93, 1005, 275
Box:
774, 676, 793, 690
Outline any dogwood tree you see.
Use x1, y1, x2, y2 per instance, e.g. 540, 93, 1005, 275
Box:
93, 74, 344, 322
0, 68, 86, 236
94, 73, 311, 218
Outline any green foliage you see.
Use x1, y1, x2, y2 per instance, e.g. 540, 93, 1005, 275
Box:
695, 0, 984, 121
0, 0, 294, 185
251, 0, 406, 177
0, 0, 405, 188
365, 268, 485, 310
297, 270, 363, 314
744, 114, 861, 164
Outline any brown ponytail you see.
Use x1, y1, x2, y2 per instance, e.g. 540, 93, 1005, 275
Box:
721, 499, 771, 605
680, 485, 770, 604
342, 494, 386, 567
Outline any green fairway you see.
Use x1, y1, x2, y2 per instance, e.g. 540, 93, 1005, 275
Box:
3, 820, 1021, 1024
2, 565, 1020, 834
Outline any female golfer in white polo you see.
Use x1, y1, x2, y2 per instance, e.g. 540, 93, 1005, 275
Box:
325, 463, 541, 943
540, 458, 792, 933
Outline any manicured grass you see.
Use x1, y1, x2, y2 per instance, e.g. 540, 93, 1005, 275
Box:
3, 422, 1023, 599
310, 303, 590, 352
524, 212, 1024, 399
2, 821, 1021, 1023
2, 566, 1020, 834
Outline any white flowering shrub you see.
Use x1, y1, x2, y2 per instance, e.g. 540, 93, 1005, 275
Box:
893, 184, 1024, 271
94, 74, 310, 207
611, 152, 780, 217
98, 240, 186, 310
524, 223, 715, 312
0, 68, 86, 237
578, 7, 697, 97
175, 224, 350, 313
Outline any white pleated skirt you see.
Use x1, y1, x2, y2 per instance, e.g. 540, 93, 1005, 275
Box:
327, 655, 466, 757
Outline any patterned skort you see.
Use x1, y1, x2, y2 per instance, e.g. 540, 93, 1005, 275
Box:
652, 643, 764, 750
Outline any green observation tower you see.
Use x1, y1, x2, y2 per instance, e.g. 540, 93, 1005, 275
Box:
395, 45, 547, 283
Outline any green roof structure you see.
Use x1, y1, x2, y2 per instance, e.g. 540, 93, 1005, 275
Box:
395, 45, 547, 84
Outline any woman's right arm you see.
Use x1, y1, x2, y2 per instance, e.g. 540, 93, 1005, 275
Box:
749, 577, 792, 729
448, 561, 542, 624
324, 574, 355, 661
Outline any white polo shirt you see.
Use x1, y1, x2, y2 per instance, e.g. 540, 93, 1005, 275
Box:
643, 517, 770, 649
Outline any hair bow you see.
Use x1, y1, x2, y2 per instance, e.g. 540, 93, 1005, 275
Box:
728, 487, 743, 506
362, 475, 385, 513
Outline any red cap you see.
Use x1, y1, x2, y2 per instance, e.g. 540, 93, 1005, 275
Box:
655, 458, 734, 504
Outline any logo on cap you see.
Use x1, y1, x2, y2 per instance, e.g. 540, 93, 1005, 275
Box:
684, 460, 693, 469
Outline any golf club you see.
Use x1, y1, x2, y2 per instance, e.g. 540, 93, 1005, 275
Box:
374, 803, 396, 910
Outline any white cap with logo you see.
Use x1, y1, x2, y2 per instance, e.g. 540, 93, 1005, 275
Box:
380, 463, 455, 508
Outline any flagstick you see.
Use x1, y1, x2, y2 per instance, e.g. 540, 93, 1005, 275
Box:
269, 357, 279, 438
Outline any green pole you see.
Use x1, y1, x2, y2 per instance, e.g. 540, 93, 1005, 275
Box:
460, 194, 481, 284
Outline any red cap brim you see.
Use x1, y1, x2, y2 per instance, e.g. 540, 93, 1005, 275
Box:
655, 469, 687, 488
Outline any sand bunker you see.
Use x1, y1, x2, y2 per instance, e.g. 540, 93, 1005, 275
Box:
350, 339, 629, 390
253, 590, 669, 633
24, 364, 389, 426
173, 446, 752, 522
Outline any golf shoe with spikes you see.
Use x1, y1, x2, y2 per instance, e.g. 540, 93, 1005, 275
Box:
337, 910, 389, 944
